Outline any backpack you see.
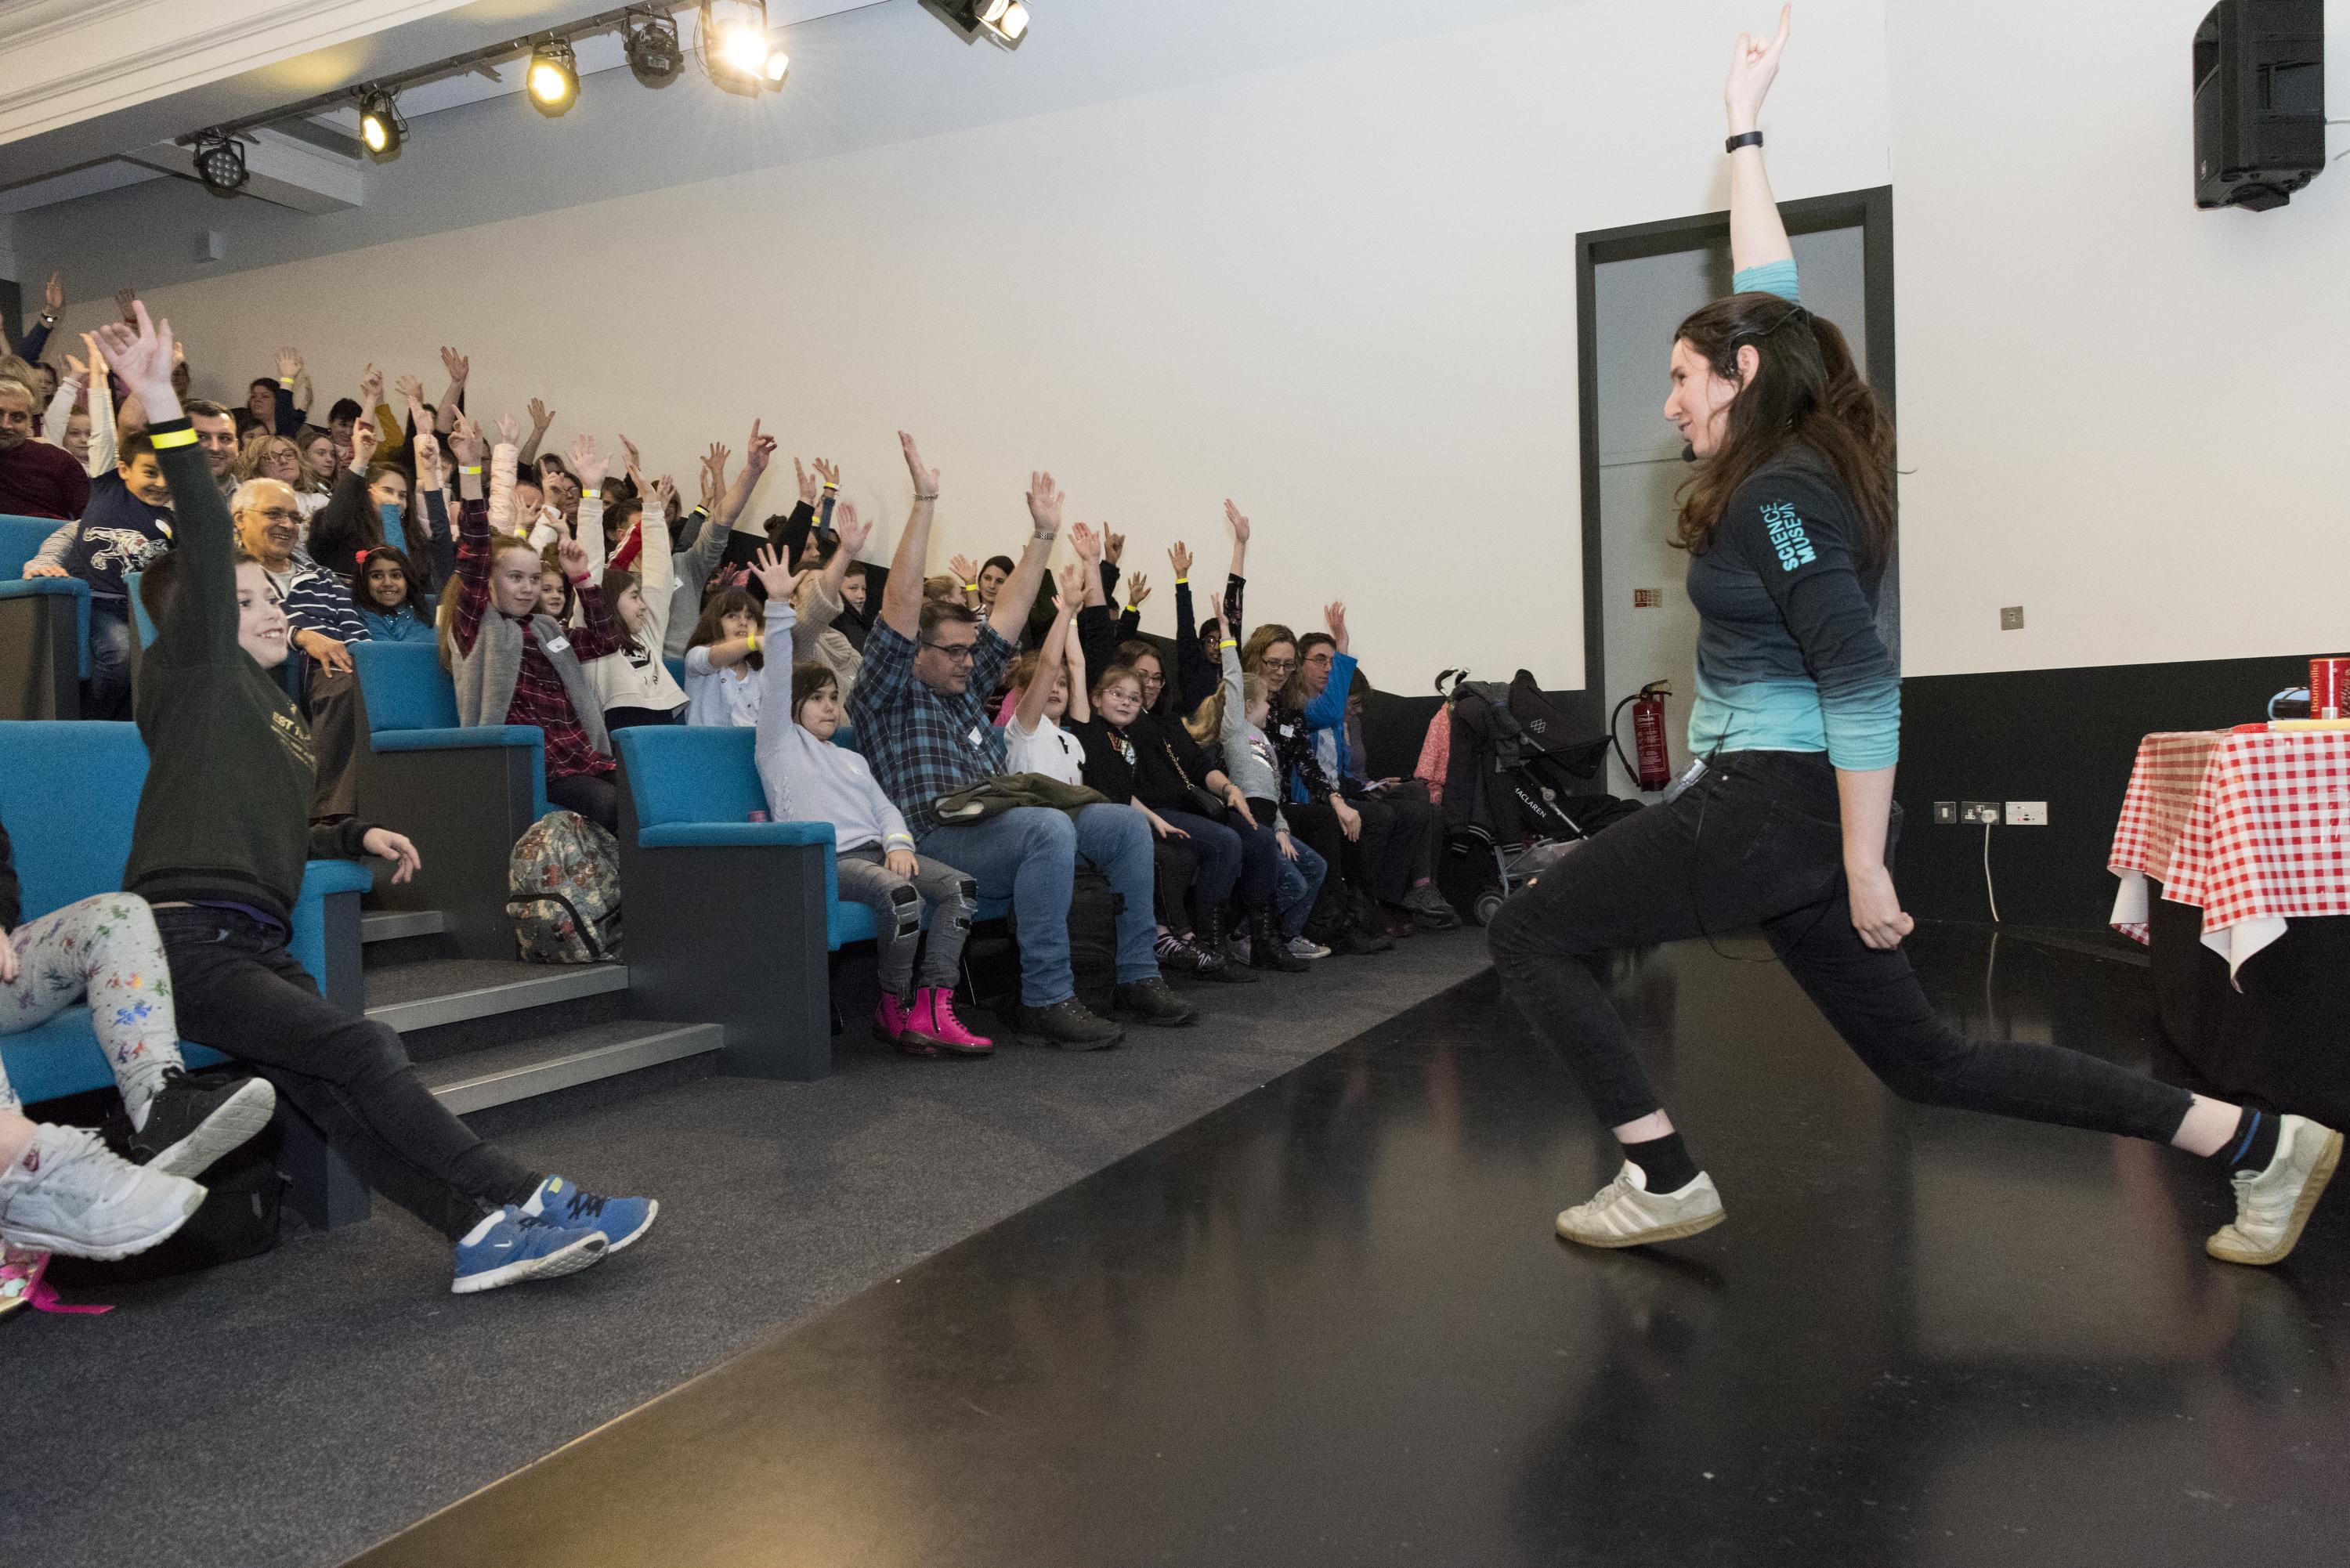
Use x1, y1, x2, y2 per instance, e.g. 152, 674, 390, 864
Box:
508, 809, 623, 963
45, 1090, 288, 1288
1009, 864, 1121, 1016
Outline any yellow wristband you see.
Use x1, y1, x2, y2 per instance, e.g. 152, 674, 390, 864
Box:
150, 428, 198, 450
747, 630, 760, 653
460, 464, 484, 475
1174, 577, 1188, 585
1220, 638, 1237, 649
964, 583, 979, 592
581, 488, 600, 500
279, 377, 295, 388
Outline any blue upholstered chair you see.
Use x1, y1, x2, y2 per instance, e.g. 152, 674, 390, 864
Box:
0, 721, 374, 1226
0, 514, 90, 721
349, 641, 548, 958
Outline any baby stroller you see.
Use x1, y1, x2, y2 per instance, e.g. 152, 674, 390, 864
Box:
1434, 670, 1637, 926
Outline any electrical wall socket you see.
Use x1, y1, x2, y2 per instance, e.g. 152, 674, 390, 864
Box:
2005, 800, 2048, 826
2000, 605, 2025, 630
1932, 800, 1957, 825
1961, 801, 2004, 825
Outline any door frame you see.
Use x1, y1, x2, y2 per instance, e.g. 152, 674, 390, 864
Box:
1571, 184, 1896, 735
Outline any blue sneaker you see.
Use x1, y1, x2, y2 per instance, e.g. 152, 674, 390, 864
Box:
522, 1175, 658, 1254
451, 1209, 608, 1295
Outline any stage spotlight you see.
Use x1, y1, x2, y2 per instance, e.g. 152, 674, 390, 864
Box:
700, 1, 788, 92
191, 131, 248, 195
926, 0, 1032, 49
528, 37, 580, 113
624, 10, 685, 85
356, 88, 405, 157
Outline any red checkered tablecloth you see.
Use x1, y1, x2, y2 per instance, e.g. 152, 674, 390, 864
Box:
2109, 728, 2350, 976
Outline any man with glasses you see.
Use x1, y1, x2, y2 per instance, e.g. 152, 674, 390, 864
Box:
233, 477, 372, 821
850, 435, 1191, 1050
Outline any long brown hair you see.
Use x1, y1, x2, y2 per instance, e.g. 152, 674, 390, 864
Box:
1240, 623, 1300, 710
689, 587, 763, 670
1670, 293, 1896, 569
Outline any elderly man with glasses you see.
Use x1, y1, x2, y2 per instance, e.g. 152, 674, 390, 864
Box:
232, 476, 373, 822
849, 435, 1191, 1051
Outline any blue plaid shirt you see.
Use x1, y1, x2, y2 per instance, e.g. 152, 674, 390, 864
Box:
848, 619, 1014, 836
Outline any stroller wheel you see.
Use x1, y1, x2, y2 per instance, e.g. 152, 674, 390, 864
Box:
1472, 891, 1506, 927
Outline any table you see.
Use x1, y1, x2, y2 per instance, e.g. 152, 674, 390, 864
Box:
2109, 728, 2350, 1122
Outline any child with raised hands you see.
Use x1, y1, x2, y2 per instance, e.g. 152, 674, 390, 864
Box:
1000, 562, 1091, 786
749, 544, 990, 1058
353, 545, 436, 643
569, 435, 689, 729
682, 587, 765, 727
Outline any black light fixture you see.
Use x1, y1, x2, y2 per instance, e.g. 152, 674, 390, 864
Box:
701, 0, 788, 92
527, 35, 580, 114
624, 9, 685, 85
356, 87, 406, 157
925, 0, 1032, 49
191, 131, 248, 195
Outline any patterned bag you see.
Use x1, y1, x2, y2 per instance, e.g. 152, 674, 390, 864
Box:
508, 810, 624, 963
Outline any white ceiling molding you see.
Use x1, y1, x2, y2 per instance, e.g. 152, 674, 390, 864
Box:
0, 0, 486, 148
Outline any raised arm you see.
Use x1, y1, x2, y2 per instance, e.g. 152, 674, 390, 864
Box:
92, 306, 226, 664
568, 435, 609, 600
519, 397, 554, 469
990, 471, 1061, 642
1018, 562, 1088, 733
436, 346, 468, 435
446, 413, 493, 656
1726, 6, 1796, 283
879, 432, 940, 638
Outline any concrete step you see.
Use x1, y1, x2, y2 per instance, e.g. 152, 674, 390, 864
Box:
360, 909, 446, 944
416, 1019, 722, 1115
364, 959, 630, 1057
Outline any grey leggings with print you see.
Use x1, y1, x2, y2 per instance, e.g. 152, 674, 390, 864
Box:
836, 846, 978, 997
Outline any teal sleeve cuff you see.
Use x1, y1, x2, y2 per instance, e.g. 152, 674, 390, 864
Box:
1822, 685, 1900, 771
1732, 258, 1801, 304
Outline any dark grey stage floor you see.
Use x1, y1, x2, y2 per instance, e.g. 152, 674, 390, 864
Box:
4, 930, 1494, 1568
345, 923, 2350, 1568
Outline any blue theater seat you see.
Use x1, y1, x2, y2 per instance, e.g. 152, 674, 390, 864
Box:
0, 721, 373, 1226
0, 514, 90, 720
350, 641, 547, 957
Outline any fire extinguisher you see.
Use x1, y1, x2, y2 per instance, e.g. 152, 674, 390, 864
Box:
1610, 681, 1673, 793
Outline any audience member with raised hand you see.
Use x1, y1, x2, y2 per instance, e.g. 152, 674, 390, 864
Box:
1218, 622, 1329, 967
0, 814, 280, 1259
682, 586, 765, 728
232, 475, 371, 820
354, 546, 436, 643
1249, 622, 1386, 956
96, 304, 656, 1294
42, 333, 117, 478
577, 446, 690, 729
519, 396, 556, 471
786, 498, 871, 697
309, 410, 428, 579
668, 425, 773, 658
750, 544, 991, 1057
448, 410, 630, 832
57, 428, 178, 719
851, 441, 1189, 1047
1001, 562, 1091, 786
407, 420, 455, 586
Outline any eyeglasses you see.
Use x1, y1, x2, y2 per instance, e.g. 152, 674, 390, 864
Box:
1259, 657, 1296, 674
1138, 672, 1165, 688
922, 641, 978, 663
1305, 652, 1335, 667
246, 508, 301, 523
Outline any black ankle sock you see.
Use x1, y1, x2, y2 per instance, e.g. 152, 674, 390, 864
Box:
2207, 1107, 2282, 1176
1622, 1131, 1699, 1194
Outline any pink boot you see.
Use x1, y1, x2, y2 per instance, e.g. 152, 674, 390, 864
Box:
916, 987, 994, 1056
873, 994, 938, 1057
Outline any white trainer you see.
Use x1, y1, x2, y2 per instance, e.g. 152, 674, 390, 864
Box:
1556, 1160, 1725, 1249
0, 1125, 206, 1261
2207, 1114, 2342, 1267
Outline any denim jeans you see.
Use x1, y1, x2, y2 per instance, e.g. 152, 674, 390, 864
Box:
154, 905, 538, 1239
1276, 838, 1328, 939
1157, 809, 1242, 913
85, 597, 132, 721
1487, 749, 2195, 1143
918, 803, 1158, 1006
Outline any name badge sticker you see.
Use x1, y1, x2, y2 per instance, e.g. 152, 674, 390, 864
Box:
967, 724, 986, 749
544, 634, 571, 655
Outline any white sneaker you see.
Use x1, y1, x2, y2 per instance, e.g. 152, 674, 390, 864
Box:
1556, 1161, 1725, 1248
1286, 936, 1332, 960
0, 1125, 206, 1262
2208, 1114, 2342, 1266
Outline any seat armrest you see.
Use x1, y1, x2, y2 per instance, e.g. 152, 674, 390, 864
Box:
371, 725, 543, 752
637, 821, 835, 850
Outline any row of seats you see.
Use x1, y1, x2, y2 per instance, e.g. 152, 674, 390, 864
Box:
0, 514, 91, 720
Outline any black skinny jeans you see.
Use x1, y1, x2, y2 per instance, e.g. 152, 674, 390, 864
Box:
1487, 750, 2194, 1143
154, 906, 538, 1239
547, 769, 620, 833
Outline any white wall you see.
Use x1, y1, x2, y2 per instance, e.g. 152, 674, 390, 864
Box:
1890, 0, 2350, 677
15, 0, 1896, 687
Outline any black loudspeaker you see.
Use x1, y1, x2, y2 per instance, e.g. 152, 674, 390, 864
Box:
2193, 0, 2326, 211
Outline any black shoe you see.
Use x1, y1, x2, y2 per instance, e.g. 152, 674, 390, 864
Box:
1012, 998, 1126, 1051
127, 1068, 277, 1179
1247, 909, 1309, 972
1326, 924, 1393, 957
1403, 883, 1462, 930
1191, 912, 1258, 984
1113, 976, 1197, 1027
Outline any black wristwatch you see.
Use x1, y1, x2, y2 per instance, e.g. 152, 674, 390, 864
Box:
1725, 131, 1764, 154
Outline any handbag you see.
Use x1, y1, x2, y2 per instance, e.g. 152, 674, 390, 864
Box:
1162, 735, 1232, 823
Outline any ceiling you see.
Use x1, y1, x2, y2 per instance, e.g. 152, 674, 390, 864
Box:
0, 0, 884, 216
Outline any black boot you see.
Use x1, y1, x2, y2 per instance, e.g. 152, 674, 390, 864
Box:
1194, 909, 1257, 985
1248, 908, 1309, 972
